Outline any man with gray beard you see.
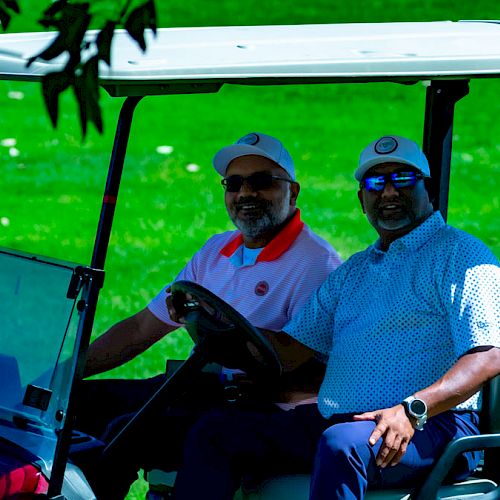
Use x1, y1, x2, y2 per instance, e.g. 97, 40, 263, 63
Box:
74, 132, 342, 499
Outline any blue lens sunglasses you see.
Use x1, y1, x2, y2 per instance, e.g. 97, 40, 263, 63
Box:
361, 171, 424, 192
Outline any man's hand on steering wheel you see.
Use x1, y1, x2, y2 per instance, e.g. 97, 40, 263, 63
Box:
168, 281, 282, 380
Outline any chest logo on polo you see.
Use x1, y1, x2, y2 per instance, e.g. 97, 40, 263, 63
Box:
254, 281, 269, 296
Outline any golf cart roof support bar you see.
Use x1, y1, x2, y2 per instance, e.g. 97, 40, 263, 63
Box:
91, 95, 143, 270
422, 80, 470, 221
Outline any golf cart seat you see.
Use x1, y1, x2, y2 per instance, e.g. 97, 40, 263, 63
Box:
146, 375, 500, 500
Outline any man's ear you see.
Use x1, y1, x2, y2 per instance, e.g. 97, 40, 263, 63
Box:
290, 182, 300, 206
357, 189, 366, 213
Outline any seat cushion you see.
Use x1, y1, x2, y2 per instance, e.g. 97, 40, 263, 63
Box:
240, 474, 498, 500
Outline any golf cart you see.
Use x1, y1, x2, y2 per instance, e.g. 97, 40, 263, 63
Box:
1, 20, 500, 499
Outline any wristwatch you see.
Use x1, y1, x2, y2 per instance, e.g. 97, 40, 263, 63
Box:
402, 396, 428, 431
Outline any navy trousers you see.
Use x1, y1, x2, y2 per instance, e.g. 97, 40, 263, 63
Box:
173, 404, 480, 500
72, 373, 280, 499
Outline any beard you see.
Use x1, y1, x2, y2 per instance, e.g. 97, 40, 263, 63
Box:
376, 213, 413, 231
370, 199, 415, 232
228, 189, 291, 239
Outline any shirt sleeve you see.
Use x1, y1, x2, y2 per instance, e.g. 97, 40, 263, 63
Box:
443, 233, 500, 358
283, 261, 347, 355
147, 248, 200, 325
285, 248, 342, 321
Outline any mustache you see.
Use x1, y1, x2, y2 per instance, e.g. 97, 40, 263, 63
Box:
234, 197, 271, 210
374, 198, 409, 212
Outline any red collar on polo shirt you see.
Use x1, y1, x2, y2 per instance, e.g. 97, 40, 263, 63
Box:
220, 209, 304, 263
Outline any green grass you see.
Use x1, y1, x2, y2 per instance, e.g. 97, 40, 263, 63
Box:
1, 1, 500, 498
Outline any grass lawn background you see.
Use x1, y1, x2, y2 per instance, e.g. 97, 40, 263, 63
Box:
1, 1, 499, 497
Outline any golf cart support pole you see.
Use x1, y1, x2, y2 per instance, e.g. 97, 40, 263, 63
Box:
91, 95, 143, 270
47, 96, 142, 498
422, 80, 469, 221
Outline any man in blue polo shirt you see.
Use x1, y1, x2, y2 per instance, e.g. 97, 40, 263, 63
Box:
173, 135, 500, 500
75, 132, 342, 499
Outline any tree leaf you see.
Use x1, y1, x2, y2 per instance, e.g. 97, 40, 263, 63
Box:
41, 70, 73, 128
82, 56, 103, 133
72, 74, 87, 137
96, 21, 116, 66
38, 0, 66, 29
73, 56, 103, 136
42, 0, 67, 17
4, 0, 20, 14
124, 0, 157, 51
0, 6, 12, 30
146, 0, 157, 35
60, 3, 91, 47
26, 34, 66, 66
29, 3, 91, 70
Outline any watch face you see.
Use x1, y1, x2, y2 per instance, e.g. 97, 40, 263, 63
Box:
410, 399, 426, 417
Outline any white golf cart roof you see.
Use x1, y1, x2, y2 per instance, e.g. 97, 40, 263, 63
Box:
0, 21, 500, 96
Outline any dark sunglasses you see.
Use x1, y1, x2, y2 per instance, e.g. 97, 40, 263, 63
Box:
361, 171, 424, 192
221, 172, 294, 193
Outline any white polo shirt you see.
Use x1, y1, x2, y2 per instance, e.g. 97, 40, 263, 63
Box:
285, 212, 500, 417
148, 210, 342, 331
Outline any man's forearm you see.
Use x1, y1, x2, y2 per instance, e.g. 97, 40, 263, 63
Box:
261, 330, 316, 372
354, 346, 500, 468
415, 346, 500, 417
84, 321, 140, 377
84, 308, 175, 377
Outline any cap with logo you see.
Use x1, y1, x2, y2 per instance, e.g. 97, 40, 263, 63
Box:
213, 132, 295, 181
355, 135, 431, 181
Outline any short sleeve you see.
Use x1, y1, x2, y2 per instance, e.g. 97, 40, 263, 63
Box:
285, 249, 342, 321
443, 233, 500, 357
284, 263, 347, 355
147, 248, 200, 324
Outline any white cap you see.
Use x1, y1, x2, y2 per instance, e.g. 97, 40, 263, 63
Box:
355, 135, 431, 181
213, 132, 295, 180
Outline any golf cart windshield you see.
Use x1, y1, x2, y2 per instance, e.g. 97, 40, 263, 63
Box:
0, 248, 82, 451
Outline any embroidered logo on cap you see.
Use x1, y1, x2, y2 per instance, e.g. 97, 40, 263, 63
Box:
237, 133, 259, 146
254, 281, 269, 296
374, 136, 398, 155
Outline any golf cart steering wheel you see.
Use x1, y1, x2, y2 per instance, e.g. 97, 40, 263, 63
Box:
99, 280, 282, 459
170, 280, 282, 380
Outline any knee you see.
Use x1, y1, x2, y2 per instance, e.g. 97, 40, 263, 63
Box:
318, 421, 375, 461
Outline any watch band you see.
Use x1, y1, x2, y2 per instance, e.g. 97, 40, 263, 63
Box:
402, 396, 428, 431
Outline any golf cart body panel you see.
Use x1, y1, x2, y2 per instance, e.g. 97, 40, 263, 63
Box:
0, 20, 499, 499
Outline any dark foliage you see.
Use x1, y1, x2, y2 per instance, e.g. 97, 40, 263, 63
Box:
1, 0, 157, 136
0, 0, 21, 30
125, 0, 157, 51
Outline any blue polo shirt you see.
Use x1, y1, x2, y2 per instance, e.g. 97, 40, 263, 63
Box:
284, 212, 500, 418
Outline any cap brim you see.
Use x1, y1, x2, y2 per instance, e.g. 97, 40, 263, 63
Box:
213, 144, 278, 176
355, 157, 429, 181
